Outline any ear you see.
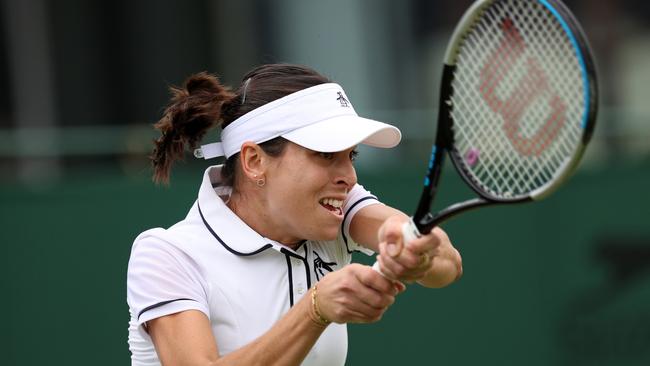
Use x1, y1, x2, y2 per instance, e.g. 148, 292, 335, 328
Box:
239, 142, 267, 181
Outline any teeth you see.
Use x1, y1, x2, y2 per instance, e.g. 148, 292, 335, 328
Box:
320, 198, 343, 208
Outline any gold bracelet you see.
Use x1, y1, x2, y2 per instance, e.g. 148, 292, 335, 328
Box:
310, 284, 331, 326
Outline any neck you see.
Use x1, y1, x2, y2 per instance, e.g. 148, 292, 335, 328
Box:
227, 191, 303, 249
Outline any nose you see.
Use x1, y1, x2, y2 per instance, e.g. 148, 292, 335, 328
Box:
334, 157, 357, 190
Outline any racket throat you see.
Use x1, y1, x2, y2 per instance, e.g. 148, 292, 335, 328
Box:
418, 198, 494, 234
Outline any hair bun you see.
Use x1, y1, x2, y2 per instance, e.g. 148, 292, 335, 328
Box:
185, 71, 224, 96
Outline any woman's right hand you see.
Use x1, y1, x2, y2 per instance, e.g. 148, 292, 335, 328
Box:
315, 263, 405, 324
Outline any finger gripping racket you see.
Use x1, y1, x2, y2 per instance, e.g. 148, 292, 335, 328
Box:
373, 0, 598, 272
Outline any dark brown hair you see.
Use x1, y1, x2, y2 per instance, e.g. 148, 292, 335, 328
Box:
150, 64, 330, 185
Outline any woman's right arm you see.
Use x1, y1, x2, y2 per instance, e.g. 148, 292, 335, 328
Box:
147, 263, 401, 366
148, 294, 324, 366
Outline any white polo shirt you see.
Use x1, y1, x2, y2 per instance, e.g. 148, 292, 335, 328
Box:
127, 165, 380, 366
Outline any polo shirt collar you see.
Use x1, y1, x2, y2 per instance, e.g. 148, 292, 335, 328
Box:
196, 165, 304, 257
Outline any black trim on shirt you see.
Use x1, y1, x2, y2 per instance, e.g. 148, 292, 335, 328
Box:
302, 245, 312, 289
138, 298, 195, 320
341, 195, 378, 253
198, 202, 273, 256
281, 247, 313, 306
284, 253, 294, 306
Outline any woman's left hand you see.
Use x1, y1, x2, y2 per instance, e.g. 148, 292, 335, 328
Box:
376, 215, 459, 286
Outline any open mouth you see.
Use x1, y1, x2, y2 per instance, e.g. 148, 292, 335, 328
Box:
319, 198, 343, 217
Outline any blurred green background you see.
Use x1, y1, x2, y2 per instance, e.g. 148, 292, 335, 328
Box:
1, 0, 649, 365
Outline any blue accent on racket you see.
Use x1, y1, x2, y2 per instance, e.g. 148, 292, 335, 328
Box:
424, 145, 437, 187
539, 0, 590, 129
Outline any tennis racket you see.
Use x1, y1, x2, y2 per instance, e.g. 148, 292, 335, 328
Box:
373, 0, 598, 272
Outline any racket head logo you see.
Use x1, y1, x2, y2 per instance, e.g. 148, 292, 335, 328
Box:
479, 17, 568, 157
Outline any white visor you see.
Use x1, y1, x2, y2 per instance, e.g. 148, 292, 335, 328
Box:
194, 83, 401, 159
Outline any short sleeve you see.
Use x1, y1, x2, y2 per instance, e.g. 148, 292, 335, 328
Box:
341, 183, 382, 255
127, 232, 210, 326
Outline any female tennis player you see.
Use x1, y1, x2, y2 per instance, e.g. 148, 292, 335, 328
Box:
126, 64, 462, 366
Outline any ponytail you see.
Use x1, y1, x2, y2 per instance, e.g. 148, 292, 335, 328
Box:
151, 72, 235, 184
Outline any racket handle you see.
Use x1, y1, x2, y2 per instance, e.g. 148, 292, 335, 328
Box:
371, 219, 422, 276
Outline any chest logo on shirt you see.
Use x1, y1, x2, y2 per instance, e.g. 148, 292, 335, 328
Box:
313, 251, 337, 280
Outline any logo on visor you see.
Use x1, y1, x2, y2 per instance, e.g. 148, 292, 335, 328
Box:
336, 92, 350, 107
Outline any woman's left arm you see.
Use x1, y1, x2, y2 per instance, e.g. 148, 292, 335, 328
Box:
349, 204, 463, 288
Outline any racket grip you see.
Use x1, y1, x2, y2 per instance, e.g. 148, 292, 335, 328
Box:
371, 219, 422, 276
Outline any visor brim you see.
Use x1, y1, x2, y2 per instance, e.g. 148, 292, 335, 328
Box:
281, 116, 402, 153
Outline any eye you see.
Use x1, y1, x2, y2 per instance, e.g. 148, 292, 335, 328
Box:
319, 152, 335, 160
350, 150, 359, 162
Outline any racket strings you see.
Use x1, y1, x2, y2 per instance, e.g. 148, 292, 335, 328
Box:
450, 0, 585, 198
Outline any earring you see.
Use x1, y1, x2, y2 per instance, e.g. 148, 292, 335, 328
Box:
253, 174, 265, 187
